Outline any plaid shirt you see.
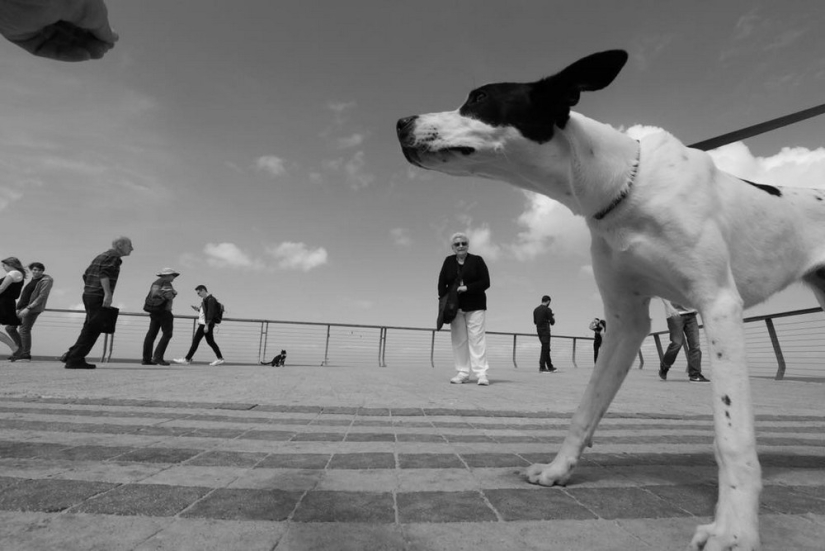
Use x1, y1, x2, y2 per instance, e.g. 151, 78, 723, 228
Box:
82, 249, 123, 297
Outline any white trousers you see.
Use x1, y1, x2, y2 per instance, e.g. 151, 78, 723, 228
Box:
450, 309, 489, 377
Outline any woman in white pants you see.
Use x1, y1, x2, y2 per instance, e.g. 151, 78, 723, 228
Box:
437, 233, 491, 385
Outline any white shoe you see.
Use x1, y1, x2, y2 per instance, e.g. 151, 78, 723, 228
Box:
477, 377, 490, 386
450, 373, 470, 384
210, 358, 225, 366
172, 358, 191, 365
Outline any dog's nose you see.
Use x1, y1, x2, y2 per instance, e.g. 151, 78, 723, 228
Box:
396, 116, 417, 140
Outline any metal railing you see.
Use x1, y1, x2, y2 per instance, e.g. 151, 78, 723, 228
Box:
14, 306, 824, 380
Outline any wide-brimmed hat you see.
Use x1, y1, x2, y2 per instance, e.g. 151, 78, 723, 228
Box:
156, 267, 180, 277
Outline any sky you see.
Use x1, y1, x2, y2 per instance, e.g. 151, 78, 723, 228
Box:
1, 0, 824, 338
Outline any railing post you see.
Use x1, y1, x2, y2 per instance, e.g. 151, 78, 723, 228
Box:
653, 334, 663, 363
378, 327, 387, 367
258, 321, 268, 363
512, 334, 518, 368
572, 337, 578, 368
765, 318, 787, 380
637, 350, 644, 369
321, 324, 331, 366
430, 330, 436, 368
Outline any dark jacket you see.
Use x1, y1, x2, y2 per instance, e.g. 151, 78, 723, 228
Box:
201, 294, 220, 325
438, 253, 490, 312
533, 304, 555, 334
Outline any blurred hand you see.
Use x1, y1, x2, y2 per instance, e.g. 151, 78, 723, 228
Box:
0, 0, 117, 61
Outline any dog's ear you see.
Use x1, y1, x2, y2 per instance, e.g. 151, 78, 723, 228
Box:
533, 50, 628, 127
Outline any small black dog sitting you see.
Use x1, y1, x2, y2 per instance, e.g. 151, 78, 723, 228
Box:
261, 350, 286, 367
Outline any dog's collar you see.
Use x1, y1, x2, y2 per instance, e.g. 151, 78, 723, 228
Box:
593, 142, 640, 221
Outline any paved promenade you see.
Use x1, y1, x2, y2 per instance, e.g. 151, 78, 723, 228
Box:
1, 358, 823, 550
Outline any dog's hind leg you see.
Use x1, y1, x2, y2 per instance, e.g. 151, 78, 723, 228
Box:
690, 287, 761, 551
526, 291, 650, 487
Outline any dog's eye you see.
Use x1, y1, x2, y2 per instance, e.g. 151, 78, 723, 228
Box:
468, 91, 487, 105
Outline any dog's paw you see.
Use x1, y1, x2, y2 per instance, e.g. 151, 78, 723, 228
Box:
689, 521, 760, 551
524, 461, 572, 487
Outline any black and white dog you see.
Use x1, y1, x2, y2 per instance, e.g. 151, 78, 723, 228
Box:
397, 50, 825, 551
261, 350, 286, 367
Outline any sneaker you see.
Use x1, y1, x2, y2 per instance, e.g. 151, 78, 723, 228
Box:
141, 359, 157, 365
546, 367, 557, 373
689, 374, 710, 383
153, 359, 170, 366
59, 352, 69, 362
209, 358, 225, 366
172, 358, 191, 365
65, 361, 96, 369
10, 354, 31, 362
477, 376, 490, 386
450, 373, 470, 384
659, 365, 669, 381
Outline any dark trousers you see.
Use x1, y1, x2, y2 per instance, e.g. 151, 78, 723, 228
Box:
537, 331, 553, 370
661, 312, 703, 377
593, 333, 602, 363
143, 311, 174, 361
6, 311, 41, 355
66, 294, 104, 364
185, 323, 222, 360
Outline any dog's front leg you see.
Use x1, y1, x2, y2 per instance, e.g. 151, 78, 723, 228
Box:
690, 291, 761, 551
526, 294, 650, 486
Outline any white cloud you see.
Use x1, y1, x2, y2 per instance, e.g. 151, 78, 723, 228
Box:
708, 142, 825, 189
465, 226, 501, 261
255, 155, 287, 177
508, 191, 589, 261
390, 228, 412, 247
204, 242, 263, 270
266, 242, 328, 272
337, 133, 365, 149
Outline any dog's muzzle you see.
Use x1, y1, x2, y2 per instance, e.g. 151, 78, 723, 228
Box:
396, 115, 475, 168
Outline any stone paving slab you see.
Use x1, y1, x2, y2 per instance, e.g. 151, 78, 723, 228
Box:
0, 359, 824, 549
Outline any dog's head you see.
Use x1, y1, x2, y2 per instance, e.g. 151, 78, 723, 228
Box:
280, 350, 286, 355
396, 50, 628, 188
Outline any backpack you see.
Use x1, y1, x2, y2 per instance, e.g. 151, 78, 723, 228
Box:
213, 298, 225, 324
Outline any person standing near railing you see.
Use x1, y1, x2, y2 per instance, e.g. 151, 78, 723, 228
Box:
141, 268, 179, 366
438, 232, 491, 386
1, 257, 26, 358
659, 299, 709, 383
533, 295, 556, 373
589, 317, 606, 363
8, 262, 53, 362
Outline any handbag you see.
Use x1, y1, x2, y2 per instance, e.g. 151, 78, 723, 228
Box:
94, 306, 119, 334
143, 292, 167, 314
436, 279, 460, 330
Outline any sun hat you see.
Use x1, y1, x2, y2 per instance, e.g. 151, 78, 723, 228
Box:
156, 267, 180, 277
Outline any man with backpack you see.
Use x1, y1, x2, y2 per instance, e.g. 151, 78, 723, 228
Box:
173, 285, 224, 366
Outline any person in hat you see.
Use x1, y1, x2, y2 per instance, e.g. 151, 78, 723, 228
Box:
533, 295, 556, 373
141, 267, 179, 365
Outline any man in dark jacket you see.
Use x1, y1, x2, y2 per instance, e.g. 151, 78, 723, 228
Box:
173, 285, 224, 366
533, 295, 556, 372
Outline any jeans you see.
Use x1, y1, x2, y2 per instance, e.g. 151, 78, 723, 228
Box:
65, 294, 105, 364
537, 331, 553, 370
450, 309, 488, 377
6, 311, 41, 356
185, 323, 222, 360
143, 310, 174, 361
661, 312, 703, 377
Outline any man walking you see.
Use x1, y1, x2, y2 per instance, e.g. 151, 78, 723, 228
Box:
173, 285, 224, 366
659, 299, 710, 382
64, 237, 133, 369
8, 262, 53, 361
533, 295, 556, 373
